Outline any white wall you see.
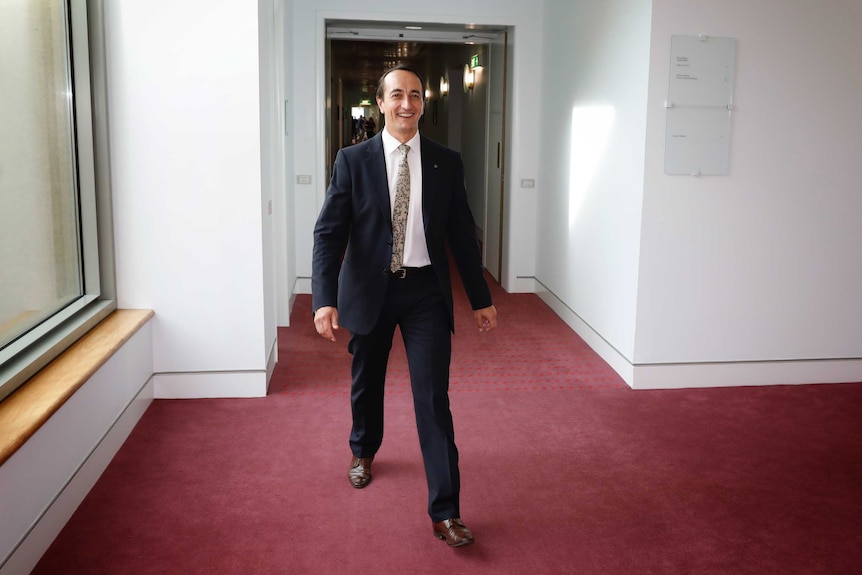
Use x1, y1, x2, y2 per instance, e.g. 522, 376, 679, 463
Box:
535, 0, 862, 389
535, 0, 652, 369
287, 0, 543, 300
109, 0, 273, 397
634, 0, 862, 385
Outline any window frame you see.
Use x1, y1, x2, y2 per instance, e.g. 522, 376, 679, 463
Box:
0, 0, 115, 403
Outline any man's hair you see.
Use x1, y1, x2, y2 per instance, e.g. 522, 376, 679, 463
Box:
375, 65, 425, 101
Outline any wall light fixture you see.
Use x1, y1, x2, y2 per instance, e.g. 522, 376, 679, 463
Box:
463, 64, 474, 92
440, 76, 449, 97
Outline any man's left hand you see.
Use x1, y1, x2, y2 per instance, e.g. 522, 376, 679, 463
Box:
474, 305, 498, 333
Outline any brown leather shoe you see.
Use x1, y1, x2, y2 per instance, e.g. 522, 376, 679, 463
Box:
432, 518, 474, 547
348, 456, 373, 488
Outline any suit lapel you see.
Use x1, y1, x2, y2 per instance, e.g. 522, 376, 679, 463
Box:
363, 134, 391, 224
420, 137, 441, 234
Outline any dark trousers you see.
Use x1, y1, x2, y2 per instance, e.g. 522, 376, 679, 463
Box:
347, 269, 460, 522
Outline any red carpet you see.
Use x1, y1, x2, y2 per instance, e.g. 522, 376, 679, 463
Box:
33, 278, 862, 574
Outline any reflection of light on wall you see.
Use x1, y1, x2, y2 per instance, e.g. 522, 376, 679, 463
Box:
569, 105, 615, 228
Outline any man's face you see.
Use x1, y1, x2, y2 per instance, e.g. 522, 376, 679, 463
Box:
377, 70, 424, 142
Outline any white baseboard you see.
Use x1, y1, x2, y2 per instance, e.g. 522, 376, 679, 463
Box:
294, 277, 311, 294
512, 276, 538, 293
631, 358, 862, 389
153, 371, 268, 398
265, 339, 278, 393
534, 283, 862, 390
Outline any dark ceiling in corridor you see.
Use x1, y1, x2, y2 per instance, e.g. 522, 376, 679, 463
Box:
328, 20, 505, 97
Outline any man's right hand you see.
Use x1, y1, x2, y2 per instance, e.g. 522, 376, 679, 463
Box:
314, 306, 340, 342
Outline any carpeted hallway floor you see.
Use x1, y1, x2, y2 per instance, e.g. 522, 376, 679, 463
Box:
33, 284, 862, 574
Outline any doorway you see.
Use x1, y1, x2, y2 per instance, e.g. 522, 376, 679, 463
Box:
324, 21, 511, 279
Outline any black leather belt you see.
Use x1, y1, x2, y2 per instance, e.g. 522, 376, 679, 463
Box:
386, 266, 433, 279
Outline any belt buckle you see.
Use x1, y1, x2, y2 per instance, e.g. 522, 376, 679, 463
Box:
394, 268, 407, 279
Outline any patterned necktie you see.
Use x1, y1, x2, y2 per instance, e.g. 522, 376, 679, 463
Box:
390, 144, 411, 272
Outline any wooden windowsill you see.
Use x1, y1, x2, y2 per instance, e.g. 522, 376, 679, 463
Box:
0, 309, 154, 466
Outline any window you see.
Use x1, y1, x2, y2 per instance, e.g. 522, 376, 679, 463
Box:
0, 0, 114, 403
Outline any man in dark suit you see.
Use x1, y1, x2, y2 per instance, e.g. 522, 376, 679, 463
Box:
312, 66, 497, 547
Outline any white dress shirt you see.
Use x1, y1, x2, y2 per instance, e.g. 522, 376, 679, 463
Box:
381, 128, 431, 268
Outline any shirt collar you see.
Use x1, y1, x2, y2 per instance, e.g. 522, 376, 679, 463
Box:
382, 127, 420, 157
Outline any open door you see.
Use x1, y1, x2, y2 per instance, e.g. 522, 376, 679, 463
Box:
484, 30, 509, 281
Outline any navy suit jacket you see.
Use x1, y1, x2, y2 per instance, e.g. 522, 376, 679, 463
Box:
312, 132, 492, 335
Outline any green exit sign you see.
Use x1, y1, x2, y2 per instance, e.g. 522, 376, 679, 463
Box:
470, 54, 479, 69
